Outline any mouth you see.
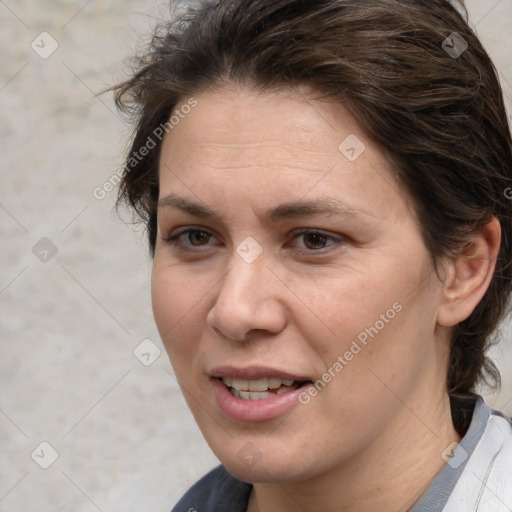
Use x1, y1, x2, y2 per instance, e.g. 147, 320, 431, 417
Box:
220, 376, 306, 400
209, 366, 314, 421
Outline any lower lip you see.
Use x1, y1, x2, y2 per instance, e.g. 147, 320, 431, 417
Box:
211, 378, 311, 422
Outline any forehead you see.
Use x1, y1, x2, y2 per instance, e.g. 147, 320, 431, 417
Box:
158, 85, 410, 221
162, 85, 362, 163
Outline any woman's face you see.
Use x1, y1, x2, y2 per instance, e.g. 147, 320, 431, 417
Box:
152, 85, 448, 483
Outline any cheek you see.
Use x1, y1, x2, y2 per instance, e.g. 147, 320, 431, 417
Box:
151, 260, 210, 361
285, 264, 401, 349
286, 251, 433, 383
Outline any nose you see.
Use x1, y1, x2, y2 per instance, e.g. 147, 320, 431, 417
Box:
206, 256, 287, 341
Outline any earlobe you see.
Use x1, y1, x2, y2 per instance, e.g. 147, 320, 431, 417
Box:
436, 217, 501, 327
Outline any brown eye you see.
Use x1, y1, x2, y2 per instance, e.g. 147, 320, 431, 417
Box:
188, 230, 211, 246
287, 229, 344, 252
163, 227, 215, 248
302, 232, 329, 250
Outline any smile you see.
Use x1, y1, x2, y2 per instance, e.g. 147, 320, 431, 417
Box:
210, 367, 314, 421
221, 377, 303, 400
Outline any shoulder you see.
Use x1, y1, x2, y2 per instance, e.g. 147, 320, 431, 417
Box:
171, 465, 252, 512
411, 397, 512, 512
443, 400, 512, 511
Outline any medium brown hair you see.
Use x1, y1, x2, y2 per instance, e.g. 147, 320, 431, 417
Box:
113, 0, 512, 432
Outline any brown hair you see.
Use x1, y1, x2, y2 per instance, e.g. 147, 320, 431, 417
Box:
113, 0, 512, 432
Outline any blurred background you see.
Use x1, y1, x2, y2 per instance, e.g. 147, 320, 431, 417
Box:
1, 1, 511, 510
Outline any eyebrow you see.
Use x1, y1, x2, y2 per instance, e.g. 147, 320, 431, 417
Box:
157, 193, 375, 222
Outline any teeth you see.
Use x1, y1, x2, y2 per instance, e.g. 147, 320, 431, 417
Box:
222, 376, 303, 399
276, 386, 294, 395
248, 378, 269, 391
222, 377, 297, 392
268, 378, 281, 389
232, 378, 249, 390
233, 389, 275, 400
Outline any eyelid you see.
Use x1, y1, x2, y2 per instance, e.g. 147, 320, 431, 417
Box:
289, 227, 342, 239
289, 228, 344, 242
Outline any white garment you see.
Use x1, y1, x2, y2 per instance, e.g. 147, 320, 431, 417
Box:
444, 412, 512, 511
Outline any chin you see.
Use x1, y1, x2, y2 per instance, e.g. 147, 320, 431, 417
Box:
223, 459, 300, 484
215, 443, 318, 484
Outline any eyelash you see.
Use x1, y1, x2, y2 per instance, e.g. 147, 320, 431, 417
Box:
161, 227, 345, 253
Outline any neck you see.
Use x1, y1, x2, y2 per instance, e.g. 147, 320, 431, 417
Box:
248, 391, 461, 512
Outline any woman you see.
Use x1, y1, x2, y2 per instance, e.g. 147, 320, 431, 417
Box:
113, 0, 512, 510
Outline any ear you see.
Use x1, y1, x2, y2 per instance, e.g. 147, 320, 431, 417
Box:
436, 217, 501, 327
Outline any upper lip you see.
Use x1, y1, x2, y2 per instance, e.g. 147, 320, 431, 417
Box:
210, 365, 311, 382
